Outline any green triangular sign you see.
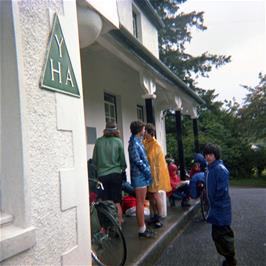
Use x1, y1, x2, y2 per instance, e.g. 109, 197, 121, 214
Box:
40, 14, 80, 97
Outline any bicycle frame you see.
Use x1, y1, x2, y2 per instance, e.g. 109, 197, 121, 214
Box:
88, 178, 127, 266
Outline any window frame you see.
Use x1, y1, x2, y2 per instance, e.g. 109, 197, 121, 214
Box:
104, 92, 117, 123
137, 104, 144, 122
132, 5, 142, 42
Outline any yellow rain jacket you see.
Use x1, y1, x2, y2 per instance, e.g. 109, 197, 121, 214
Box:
143, 137, 171, 193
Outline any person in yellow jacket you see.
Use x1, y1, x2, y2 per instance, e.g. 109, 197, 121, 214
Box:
143, 123, 171, 228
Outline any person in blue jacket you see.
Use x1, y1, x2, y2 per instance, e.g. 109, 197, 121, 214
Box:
203, 144, 237, 266
128, 121, 154, 238
189, 153, 207, 199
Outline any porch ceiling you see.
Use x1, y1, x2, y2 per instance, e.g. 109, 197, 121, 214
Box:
81, 42, 198, 117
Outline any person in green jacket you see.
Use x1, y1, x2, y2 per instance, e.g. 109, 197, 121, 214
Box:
93, 121, 127, 225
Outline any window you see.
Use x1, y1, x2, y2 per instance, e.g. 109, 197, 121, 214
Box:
104, 93, 117, 123
132, 6, 142, 41
137, 105, 144, 121
133, 11, 139, 39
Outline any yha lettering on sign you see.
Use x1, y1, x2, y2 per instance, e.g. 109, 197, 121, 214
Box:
40, 14, 80, 97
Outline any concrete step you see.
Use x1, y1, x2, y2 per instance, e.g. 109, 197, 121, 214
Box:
0, 212, 13, 227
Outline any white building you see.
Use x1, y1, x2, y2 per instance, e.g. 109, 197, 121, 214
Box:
0, 0, 203, 265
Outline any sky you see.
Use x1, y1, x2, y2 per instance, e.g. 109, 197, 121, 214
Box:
179, 0, 266, 105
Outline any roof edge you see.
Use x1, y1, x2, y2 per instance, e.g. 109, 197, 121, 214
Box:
109, 26, 205, 105
134, 0, 165, 30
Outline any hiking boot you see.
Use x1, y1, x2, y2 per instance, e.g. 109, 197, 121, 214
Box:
147, 217, 156, 226
153, 221, 163, 228
223, 256, 237, 266
147, 215, 160, 225
138, 229, 155, 238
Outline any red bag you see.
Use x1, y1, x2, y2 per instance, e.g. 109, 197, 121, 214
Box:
122, 195, 136, 213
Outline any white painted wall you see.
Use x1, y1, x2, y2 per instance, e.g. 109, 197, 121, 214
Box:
117, 0, 159, 58
141, 11, 159, 58
117, 0, 133, 32
1, 0, 90, 265
0, 0, 3, 213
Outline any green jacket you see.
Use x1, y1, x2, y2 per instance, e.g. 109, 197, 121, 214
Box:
93, 136, 127, 177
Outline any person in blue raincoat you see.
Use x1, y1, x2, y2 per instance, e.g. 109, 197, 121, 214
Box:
128, 121, 154, 239
203, 144, 237, 266
189, 153, 207, 199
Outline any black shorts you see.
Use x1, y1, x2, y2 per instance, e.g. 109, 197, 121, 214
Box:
98, 173, 122, 203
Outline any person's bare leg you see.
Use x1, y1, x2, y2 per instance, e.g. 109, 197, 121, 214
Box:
116, 203, 123, 225
153, 192, 163, 217
147, 192, 156, 218
135, 187, 147, 228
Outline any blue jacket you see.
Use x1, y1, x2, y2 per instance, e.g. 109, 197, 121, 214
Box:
189, 172, 206, 199
128, 135, 151, 180
206, 160, 232, 226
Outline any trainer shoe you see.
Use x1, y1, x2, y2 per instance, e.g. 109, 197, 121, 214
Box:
138, 228, 155, 238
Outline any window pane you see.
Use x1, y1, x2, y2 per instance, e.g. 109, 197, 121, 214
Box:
110, 105, 115, 118
105, 103, 109, 116
104, 93, 115, 104
133, 11, 138, 38
104, 92, 117, 123
137, 105, 144, 121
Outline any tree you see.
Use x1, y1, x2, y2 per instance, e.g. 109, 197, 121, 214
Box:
150, 1, 265, 178
150, 0, 231, 87
150, 0, 231, 169
238, 73, 266, 142
237, 73, 266, 177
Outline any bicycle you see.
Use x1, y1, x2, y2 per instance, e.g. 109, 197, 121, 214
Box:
89, 178, 127, 266
197, 181, 209, 221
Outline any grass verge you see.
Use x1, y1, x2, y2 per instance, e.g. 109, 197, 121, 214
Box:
230, 177, 266, 188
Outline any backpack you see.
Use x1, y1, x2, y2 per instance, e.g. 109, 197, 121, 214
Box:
96, 200, 119, 226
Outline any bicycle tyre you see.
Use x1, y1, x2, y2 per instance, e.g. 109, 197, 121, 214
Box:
91, 207, 127, 266
200, 189, 209, 221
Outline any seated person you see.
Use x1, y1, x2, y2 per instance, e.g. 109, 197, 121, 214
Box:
189, 153, 207, 199
165, 155, 190, 207
121, 170, 136, 197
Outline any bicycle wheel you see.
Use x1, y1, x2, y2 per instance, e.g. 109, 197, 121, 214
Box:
200, 189, 209, 221
91, 207, 127, 266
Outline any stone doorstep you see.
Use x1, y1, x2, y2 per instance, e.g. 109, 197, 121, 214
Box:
0, 224, 36, 262
122, 199, 200, 266
0, 212, 13, 226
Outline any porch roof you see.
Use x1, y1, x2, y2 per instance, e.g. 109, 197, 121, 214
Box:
109, 26, 205, 105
